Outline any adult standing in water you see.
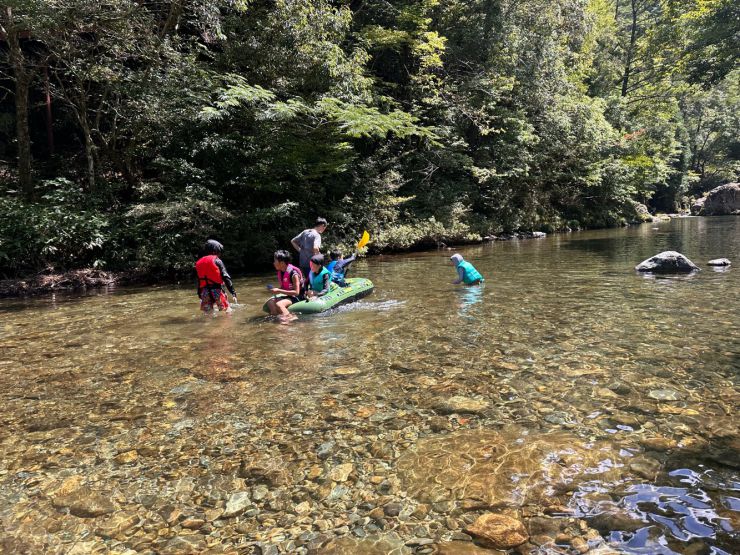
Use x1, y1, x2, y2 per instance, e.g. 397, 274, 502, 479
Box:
291, 217, 328, 279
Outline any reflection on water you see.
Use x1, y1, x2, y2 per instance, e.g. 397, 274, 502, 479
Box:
455, 284, 485, 318
0, 217, 738, 554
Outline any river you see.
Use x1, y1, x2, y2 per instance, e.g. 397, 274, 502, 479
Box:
0, 216, 738, 554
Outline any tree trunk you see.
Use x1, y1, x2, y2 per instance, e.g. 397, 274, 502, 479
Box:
77, 100, 96, 191
2, 7, 34, 199
44, 65, 54, 155
621, 0, 638, 97
160, 0, 183, 38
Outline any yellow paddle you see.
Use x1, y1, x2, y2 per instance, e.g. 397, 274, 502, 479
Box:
357, 230, 370, 250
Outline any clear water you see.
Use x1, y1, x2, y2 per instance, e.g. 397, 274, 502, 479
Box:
0, 216, 737, 553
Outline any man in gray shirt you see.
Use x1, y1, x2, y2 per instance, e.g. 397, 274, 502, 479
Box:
291, 217, 328, 278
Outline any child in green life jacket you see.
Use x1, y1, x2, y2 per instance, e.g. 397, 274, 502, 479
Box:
307, 254, 332, 298
450, 253, 484, 285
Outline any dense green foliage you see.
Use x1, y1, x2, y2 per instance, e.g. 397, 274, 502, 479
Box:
0, 0, 738, 276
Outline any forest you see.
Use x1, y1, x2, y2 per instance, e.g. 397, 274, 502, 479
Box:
0, 0, 738, 276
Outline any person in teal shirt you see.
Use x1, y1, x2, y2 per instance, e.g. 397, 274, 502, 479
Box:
307, 254, 332, 298
450, 253, 484, 285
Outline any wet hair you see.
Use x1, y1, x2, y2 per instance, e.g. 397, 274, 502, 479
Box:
310, 254, 325, 266
329, 249, 342, 261
274, 249, 292, 263
204, 239, 224, 254
315, 217, 328, 228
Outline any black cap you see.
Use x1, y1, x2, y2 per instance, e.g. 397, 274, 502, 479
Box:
204, 239, 224, 254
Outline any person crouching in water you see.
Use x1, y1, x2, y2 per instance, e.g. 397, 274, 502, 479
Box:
450, 253, 484, 285
307, 254, 332, 298
196, 240, 237, 313
266, 250, 304, 319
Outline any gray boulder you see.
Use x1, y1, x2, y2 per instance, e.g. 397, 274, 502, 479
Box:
699, 183, 740, 215
635, 251, 700, 273
707, 258, 731, 266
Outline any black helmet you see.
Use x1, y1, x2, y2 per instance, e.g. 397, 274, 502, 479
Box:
204, 239, 224, 254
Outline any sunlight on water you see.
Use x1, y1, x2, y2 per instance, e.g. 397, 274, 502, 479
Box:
0, 217, 737, 553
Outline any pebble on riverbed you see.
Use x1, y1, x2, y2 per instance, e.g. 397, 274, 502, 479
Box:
464, 513, 529, 549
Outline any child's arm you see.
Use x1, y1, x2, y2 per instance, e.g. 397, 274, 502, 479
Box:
216, 259, 237, 300
452, 266, 464, 284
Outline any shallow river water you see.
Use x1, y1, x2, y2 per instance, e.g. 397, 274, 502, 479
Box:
0, 217, 738, 555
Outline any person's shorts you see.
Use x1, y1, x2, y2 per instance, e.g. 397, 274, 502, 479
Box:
282, 295, 302, 304
200, 287, 229, 312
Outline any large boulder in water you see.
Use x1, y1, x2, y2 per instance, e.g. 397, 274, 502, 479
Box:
699, 182, 740, 215
635, 251, 700, 273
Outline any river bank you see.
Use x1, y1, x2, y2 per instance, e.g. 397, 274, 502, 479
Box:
0, 214, 698, 298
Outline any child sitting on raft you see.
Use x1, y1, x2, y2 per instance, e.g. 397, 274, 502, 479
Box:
450, 253, 484, 285
327, 250, 357, 286
307, 254, 332, 298
265, 250, 304, 318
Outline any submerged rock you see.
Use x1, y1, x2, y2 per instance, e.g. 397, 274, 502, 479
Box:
635, 251, 700, 273
628, 457, 662, 480
433, 542, 505, 554
222, 491, 251, 518
647, 389, 684, 401
327, 463, 354, 482
431, 396, 489, 415
464, 513, 528, 549
396, 429, 631, 509
322, 533, 411, 554
51, 486, 117, 518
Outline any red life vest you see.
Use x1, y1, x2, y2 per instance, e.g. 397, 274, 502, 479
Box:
278, 264, 303, 292
195, 255, 223, 288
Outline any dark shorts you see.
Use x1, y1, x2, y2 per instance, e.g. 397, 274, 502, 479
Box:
274, 295, 302, 305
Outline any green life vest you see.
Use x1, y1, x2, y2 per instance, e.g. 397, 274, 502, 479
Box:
309, 267, 330, 292
458, 260, 484, 284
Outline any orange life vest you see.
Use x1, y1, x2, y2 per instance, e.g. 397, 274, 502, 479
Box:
195, 255, 223, 288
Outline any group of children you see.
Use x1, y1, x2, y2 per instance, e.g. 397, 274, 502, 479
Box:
263, 249, 354, 319
195, 227, 359, 317
195, 220, 484, 317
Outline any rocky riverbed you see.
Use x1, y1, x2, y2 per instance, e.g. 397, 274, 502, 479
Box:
1, 217, 738, 554
1, 346, 737, 554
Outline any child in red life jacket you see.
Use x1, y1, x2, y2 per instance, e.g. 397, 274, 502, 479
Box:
195, 240, 237, 313
265, 249, 304, 319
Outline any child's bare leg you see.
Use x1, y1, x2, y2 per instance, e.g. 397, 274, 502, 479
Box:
266, 298, 279, 315
276, 298, 293, 316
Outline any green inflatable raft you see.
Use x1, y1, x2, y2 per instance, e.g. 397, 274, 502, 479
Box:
262, 278, 374, 314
